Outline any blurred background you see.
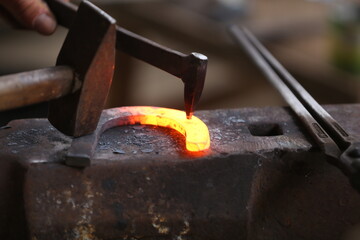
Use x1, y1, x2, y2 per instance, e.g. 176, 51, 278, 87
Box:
0, 0, 360, 118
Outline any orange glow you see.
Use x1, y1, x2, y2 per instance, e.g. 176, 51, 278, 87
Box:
113, 106, 210, 152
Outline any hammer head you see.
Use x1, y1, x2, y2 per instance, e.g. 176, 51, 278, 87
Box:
48, 0, 116, 137
183, 53, 208, 119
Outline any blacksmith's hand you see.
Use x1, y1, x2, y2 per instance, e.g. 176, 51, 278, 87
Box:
0, 0, 65, 35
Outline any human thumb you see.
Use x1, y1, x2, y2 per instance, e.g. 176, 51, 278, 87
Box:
0, 0, 57, 35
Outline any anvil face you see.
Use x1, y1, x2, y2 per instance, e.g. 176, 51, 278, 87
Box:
1, 105, 360, 240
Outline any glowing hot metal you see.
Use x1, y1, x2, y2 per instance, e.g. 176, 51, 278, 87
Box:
113, 106, 210, 152
65, 106, 211, 167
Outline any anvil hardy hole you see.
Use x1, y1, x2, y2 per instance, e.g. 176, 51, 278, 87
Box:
248, 123, 283, 136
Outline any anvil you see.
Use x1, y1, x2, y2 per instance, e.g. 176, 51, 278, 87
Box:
1, 104, 360, 240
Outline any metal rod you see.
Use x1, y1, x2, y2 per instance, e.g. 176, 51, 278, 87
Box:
229, 25, 341, 159
229, 26, 360, 187
46, 0, 191, 79
241, 27, 354, 151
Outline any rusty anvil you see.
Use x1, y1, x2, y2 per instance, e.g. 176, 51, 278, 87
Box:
1, 104, 360, 240
0, 0, 207, 137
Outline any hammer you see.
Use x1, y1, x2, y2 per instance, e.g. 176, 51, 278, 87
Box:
0, 0, 116, 137
0, 0, 207, 137
43, 0, 208, 120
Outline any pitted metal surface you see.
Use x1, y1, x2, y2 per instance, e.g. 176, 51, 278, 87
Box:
0, 106, 313, 165
1, 105, 360, 240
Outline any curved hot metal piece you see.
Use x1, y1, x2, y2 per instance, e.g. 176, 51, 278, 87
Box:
65, 106, 210, 167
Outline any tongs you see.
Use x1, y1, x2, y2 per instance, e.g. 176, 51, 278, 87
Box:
230, 26, 360, 191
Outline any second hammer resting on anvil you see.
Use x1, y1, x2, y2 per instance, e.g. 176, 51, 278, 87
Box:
0, 0, 208, 137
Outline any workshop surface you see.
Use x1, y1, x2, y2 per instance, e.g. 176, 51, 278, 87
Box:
1, 104, 360, 240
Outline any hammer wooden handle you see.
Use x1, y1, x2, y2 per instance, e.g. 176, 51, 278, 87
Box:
0, 66, 74, 111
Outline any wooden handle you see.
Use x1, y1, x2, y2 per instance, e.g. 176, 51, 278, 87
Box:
0, 66, 74, 111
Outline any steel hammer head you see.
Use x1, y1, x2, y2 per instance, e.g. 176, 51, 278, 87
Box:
183, 53, 208, 119
48, 0, 116, 137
